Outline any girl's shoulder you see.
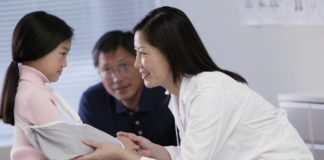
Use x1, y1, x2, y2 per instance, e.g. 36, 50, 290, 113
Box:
16, 80, 54, 107
18, 80, 52, 94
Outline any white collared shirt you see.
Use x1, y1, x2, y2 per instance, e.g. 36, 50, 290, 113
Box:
163, 71, 313, 160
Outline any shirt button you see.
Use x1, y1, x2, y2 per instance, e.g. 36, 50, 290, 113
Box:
135, 120, 140, 125
138, 130, 143, 135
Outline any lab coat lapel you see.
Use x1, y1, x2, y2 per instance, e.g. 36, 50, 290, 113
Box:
169, 95, 185, 137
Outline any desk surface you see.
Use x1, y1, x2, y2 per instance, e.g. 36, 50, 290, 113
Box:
278, 93, 324, 104
0, 146, 10, 160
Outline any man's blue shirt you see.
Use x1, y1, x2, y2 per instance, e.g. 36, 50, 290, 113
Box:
78, 83, 177, 146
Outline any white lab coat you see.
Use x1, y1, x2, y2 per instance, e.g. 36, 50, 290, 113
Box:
162, 71, 313, 160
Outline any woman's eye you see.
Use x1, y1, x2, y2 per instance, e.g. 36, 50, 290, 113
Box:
136, 50, 147, 56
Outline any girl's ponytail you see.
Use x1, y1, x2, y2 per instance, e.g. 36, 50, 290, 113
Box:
0, 61, 20, 125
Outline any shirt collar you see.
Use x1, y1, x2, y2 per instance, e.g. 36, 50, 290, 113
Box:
20, 65, 50, 85
167, 75, 192, 103
115, 87, 154, 114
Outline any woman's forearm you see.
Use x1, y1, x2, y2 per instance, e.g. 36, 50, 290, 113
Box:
120, 149, 141, 160
151, 144, 171, 160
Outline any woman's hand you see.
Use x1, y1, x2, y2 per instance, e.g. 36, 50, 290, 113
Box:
117, 132, 171, 160
117, 136, 140, 152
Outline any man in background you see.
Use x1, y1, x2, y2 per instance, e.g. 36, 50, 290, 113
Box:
78, 30, 177, 146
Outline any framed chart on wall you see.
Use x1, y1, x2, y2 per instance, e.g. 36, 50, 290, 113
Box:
240, 0, 324, 26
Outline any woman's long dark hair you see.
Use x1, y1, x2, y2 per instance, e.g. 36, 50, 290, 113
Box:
133, 6, 246, 84
0, 11, 73, 125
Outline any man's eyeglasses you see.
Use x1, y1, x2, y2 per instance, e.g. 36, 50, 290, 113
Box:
99, 63, 134, 79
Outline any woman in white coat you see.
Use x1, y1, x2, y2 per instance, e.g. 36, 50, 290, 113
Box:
75, 6, 314, 160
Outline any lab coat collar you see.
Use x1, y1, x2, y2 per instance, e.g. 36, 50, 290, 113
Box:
179, 75, 193, 103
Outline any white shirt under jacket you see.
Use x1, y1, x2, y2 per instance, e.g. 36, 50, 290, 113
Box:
159, 71, 313, 160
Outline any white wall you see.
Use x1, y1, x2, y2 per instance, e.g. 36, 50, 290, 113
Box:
161, 0, 324, 105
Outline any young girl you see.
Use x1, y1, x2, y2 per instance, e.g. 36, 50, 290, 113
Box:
0, 11, 73, 160
75, 6, 314, 160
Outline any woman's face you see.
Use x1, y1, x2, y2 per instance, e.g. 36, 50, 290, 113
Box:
134, 31, 172, 89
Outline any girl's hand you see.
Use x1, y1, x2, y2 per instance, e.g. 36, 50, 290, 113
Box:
73, 139, 140, 160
